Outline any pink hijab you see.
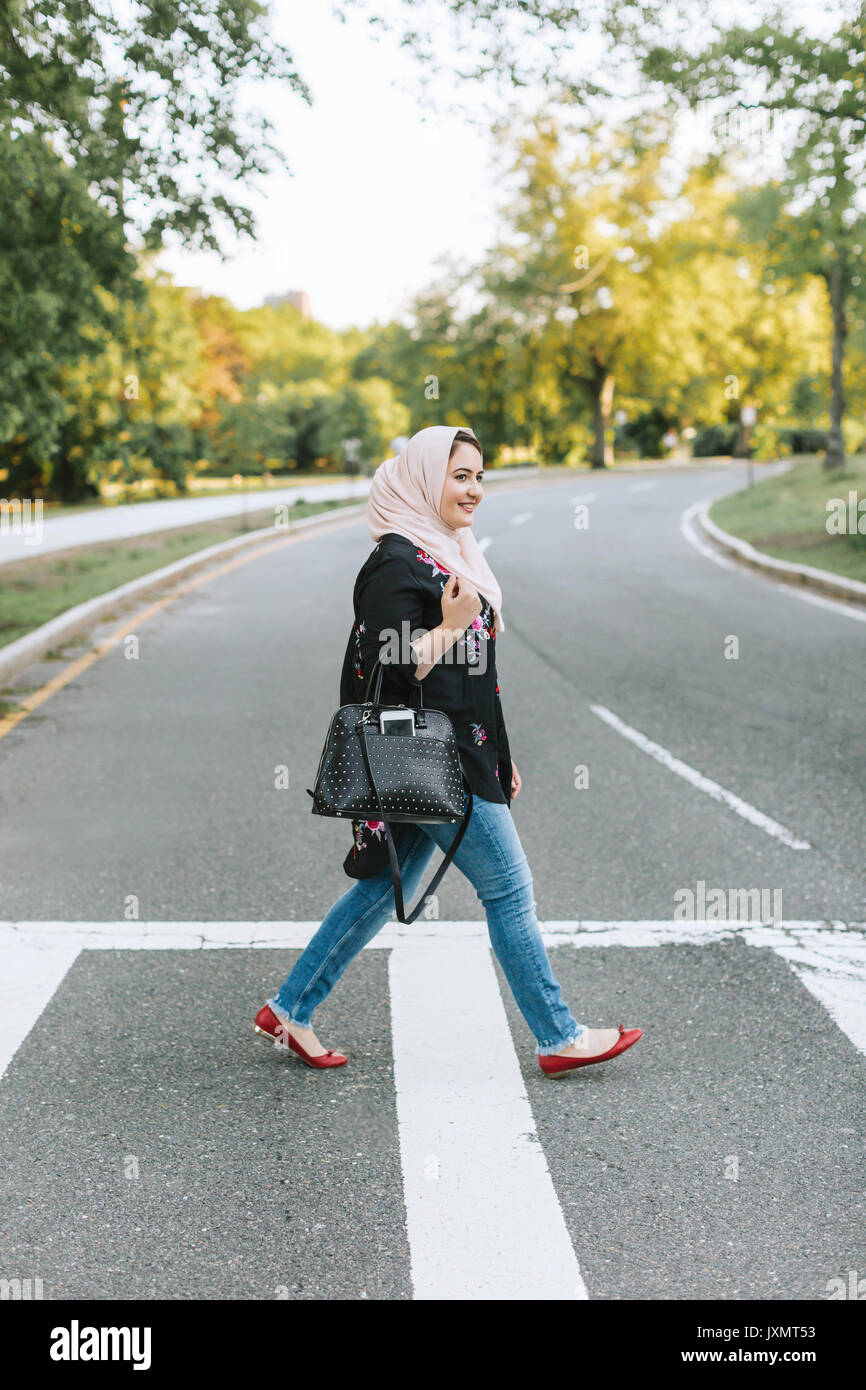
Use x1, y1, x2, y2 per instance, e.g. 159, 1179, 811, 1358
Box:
366, 425, 505, 633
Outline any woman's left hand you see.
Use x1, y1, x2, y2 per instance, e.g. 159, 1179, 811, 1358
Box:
511, 759, 522, 799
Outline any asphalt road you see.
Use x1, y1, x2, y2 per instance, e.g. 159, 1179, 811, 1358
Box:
0, 464, 863, 1300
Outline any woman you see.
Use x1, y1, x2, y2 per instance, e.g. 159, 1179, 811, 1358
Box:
255, 425, 642, 1078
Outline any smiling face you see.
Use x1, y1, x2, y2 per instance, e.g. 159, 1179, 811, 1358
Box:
439, 441, 484, 529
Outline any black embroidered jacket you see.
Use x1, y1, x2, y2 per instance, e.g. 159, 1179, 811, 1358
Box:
338, 531, 513, 878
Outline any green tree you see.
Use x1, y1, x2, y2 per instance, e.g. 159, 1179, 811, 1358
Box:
0, 128, 136, 497
634, 155, 829, 454
0, 0, 310, 251
307, 379, 410, 473
620, 4, 866, 469
477, 113, 698, 467
236, 303, 360, 391
0, 0, 310, 496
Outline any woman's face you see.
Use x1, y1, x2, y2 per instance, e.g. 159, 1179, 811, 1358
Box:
439, 442, 484, 529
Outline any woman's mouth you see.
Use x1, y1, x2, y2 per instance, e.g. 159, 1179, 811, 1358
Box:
459, 503, 476, 513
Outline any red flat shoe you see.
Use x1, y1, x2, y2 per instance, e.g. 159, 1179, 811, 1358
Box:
254, 1004, 348, 1069
538, 1024, 642, 1077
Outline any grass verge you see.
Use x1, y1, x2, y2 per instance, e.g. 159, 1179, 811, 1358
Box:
708, 453, 866, 585
0, 497, 359, 651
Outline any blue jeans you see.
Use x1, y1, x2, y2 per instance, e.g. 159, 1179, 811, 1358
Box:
267, 791, 585, 1055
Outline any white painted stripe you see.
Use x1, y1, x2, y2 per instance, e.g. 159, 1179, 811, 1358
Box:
388, 937, 588, 1299
769, 930, 866, 1057
2, 920, 863, 1063
2, 919, 862, 949
629, 480, 659, 492
510, 511, 533, 526
680, 500, 750, 573
0, 946, 81, 1082
540, 923, 866, 1056
3, 916, 863, 1308
477, 535, 493, 553
570, 492, 597, 504
681, 502, 866, 624
699, 494, 866, 600
590, 702, 812, 850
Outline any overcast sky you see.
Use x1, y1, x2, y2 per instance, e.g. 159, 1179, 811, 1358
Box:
155, 0, 839, 331
157, 1, 508, 330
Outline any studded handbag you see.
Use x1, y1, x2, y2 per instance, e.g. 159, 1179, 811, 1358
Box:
305, 655, 473, 924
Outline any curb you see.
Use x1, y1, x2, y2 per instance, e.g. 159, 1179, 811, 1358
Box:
696, 500, 866, 608
0, 503, 368, 686
0, 467, 546, 686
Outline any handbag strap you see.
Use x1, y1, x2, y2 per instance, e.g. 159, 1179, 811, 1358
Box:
364, 653, 425, 716
357, 718, 473, 925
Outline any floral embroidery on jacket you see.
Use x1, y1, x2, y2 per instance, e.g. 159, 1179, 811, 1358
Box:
352, 817, 385, 853
415, 547, 451, 579
352, 619, 366, 680
469, 721, 487, 746
464, 599, 494, 664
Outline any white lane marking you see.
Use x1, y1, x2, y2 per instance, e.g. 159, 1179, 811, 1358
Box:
681, 501, 866, 624
589, 703, 812, 850
389, 937, 587, 1300
510, 511, 533, 526
770, 931, 866, 1057
3, 919, 862, 949
542, 921, 866, 1056
3, 920, 863, 1065
477, 535, 493, 553
0, 944, 81, 1083
629, 480, 659, 492
570, 493, 597, 504
680, 500, 741, 571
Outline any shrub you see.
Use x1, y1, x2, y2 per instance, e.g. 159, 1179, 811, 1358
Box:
691, 424, 738, 457
777, 427, 828, 454
614, 407, 672, 459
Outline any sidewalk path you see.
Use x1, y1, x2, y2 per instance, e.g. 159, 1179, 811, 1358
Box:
0, 468, 542, 565
0, 479, 372, 565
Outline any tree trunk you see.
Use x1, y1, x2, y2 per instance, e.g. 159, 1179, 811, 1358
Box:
589, 364, 615, 468
824, 262, 847, 472
732, 421, 750, 458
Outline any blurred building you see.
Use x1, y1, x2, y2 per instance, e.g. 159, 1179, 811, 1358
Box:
263, 290, 311, 321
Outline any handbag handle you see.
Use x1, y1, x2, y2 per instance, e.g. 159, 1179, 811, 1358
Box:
357, 718, 472, 925
363, 652, 425, 712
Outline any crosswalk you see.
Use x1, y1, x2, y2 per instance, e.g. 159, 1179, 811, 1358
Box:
1, 917, 863, 1299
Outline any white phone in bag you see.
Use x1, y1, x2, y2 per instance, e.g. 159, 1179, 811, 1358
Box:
379, 709, 415, 737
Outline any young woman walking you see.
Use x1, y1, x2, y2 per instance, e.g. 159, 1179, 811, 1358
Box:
255, 425, 642, 1077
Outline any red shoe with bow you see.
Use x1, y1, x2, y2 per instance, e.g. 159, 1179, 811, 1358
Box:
254, 1004, 348, 1069
538, 1024, 642, 1077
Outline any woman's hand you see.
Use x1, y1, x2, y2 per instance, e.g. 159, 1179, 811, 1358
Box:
440, 572, 482, 634
510, 759, 523, 799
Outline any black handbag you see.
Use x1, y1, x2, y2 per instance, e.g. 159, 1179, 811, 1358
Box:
305, 655, 473, 924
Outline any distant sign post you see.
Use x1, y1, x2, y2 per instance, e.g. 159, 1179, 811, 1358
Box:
342, 437, 361, 477
233, 472, 249, 531
741, 405, 757, 485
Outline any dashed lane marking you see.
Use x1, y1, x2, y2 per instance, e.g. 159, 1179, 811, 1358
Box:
590, 702, 812, 851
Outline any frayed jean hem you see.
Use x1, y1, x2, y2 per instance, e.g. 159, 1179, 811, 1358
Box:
267, 997, 312, 1030
535, 1025, 586, 1056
